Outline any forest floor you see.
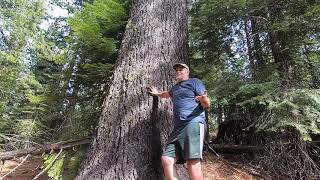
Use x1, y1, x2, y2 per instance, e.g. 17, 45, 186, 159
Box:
0, 156, 48, 180
0, 151, 263, 180
202, 150, 264, 180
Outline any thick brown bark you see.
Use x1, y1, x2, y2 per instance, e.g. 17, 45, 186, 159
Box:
75, 0, 188, 179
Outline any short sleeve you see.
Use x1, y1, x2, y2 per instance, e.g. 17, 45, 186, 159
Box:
194, 79, 206, 96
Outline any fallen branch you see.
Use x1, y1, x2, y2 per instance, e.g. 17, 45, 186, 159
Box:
205, 141, 221, 158
0, 154, 31, 179
0, 137, 91, 161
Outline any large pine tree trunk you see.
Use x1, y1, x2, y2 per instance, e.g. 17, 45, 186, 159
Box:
75, 0, 188, 179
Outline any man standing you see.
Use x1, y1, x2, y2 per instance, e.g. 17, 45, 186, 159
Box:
148, 63, 210, 180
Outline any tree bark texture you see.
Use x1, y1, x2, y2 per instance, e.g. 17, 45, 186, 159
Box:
75, 0, 188, 179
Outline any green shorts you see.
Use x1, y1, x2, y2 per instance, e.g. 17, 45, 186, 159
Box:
162, 122, 206, 164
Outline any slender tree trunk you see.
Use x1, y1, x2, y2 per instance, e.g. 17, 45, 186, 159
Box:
57, 47, 82, 131
217, 104, 223, 125
64, 53, 84, 128
251, 19, 267, 82
251, 20, 265, 73
75, 0, 188, 179
244, 19, 256, 79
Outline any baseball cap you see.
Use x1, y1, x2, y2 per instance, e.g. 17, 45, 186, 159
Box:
173, 63, 189, 71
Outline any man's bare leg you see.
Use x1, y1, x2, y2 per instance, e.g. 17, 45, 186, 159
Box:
187, 159, 204, 180
161, 156, 178, 180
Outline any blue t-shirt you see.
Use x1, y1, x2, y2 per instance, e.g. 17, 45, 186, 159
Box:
169, 78, 206, 127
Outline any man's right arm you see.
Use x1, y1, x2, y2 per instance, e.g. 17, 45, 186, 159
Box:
147, 87, 171, 98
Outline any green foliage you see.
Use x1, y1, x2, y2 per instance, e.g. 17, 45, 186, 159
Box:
252, 89, 320, 136
68, 0, 128, 57
190, 0, 320, 140
235, 82, 277, 107
42, 151, 66, 180
0, 0, 45, 51
0, 0, 130, 149
34, 35, 67, 65
270, 2, 320, 34
52, 0, 130, 141
62, 146, 88, 180
0, 0, 46, 146
189, 0, 246, 68
0, 51, 18, 63
80, 63, 114, 86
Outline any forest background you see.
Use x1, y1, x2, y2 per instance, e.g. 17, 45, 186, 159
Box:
0, 0, 319, 179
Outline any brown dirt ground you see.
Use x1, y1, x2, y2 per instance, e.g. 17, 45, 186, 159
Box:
0, 156, 48, 180
202, 151, 262, 180
0, 152, 262, 180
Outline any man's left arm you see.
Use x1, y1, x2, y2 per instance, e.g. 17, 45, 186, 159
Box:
195, 90, 210, 109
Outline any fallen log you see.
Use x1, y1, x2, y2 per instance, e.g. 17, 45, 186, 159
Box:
207, 140, 320, 154
208, 144, 265, 154
0, 137, 91, 161
309, 140, 320, 145
2, 138, 318, 160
